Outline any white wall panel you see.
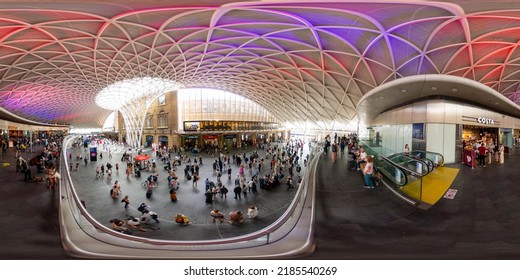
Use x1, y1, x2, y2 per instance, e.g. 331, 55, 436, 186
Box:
426, 100, 446, 123
426, 123, 456, 164
443, 124, 456, 164
412, 101, 427, 123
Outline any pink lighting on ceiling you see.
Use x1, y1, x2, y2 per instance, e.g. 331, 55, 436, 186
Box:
2, 2, 520, 129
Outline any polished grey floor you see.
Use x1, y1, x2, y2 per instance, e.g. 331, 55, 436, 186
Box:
69, 143, 302, 240
2, 142, 520, 259
308, 148, 520, 259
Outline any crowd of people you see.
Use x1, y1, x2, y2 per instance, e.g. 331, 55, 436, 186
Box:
321, 133, 378, 188
100, 138, 310, 235
465, 140, 505, 167
10, 136, 63, 188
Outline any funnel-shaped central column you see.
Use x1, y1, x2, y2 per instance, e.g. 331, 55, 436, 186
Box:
95, 77, 181, 148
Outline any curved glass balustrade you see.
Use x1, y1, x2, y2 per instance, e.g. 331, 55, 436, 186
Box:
359, 140, 446, 206
409, 150, 444, 167
386, 153, 432, 176
59, 135, 318, 258
374, 155, 408, 187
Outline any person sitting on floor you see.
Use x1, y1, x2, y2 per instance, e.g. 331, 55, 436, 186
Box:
210, 209, 225, 223
174, 213, 192, 225
247, 205, 259, 219
228, 211, 244, 224
110, 218, 131, 234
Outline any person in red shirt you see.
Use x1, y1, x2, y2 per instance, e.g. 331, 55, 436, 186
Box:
477, 143, 487, 167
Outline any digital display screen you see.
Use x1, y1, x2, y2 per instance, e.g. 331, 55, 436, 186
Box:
184, 121, 200, 131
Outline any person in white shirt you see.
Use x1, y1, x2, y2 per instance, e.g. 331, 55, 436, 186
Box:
356, 148, 367, 171
247, 205, 259, 219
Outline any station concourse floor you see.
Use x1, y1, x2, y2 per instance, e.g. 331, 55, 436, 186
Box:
67, 144, 303, 241
2, 144, 520, 259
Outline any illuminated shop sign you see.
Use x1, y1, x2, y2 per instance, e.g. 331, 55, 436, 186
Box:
477, 117, 495, 125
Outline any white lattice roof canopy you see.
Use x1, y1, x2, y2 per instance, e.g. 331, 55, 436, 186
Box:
2, 1, 520, 130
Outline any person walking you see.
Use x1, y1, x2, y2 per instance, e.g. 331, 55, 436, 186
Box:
120, 195, 130, 208
169, 189, 178, 202
331, 142, 338, 163
499, 143, 505, 164
286, 176, 294, 190
205, 190, 214, 204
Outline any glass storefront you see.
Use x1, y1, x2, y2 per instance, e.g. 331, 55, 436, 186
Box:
183, 135, 199, 150
462, 125, 498, 148
224, 134, 236, 148
203, 135, 218, 148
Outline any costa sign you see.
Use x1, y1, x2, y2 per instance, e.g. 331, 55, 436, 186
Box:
477, 117, 495, 125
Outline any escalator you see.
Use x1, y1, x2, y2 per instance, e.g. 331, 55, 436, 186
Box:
371, 155, 409, 187
382, 150, 454, 208
408, 150, 444, 167
386, 153, 433, 176
359, 141, 454, 207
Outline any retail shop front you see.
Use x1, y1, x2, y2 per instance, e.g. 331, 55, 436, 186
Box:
223, 134, 237, 148
241, 133, 252, 147
356, 75, 520, 207
203, 134, 219, 149
461, 118, 500, 168
182, 135, 199, 150
358, 75, 520, 166
368, 99, 517, 165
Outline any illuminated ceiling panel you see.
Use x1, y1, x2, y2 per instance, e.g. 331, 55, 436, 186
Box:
2, 1, 520, 130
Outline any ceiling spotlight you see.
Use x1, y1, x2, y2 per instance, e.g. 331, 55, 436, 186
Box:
431, 86, 437, 91
401, 89, 407, 93
451, 88, 458, 92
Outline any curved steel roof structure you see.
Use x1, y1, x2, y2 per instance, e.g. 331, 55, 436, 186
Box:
3, 0, 520, 131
